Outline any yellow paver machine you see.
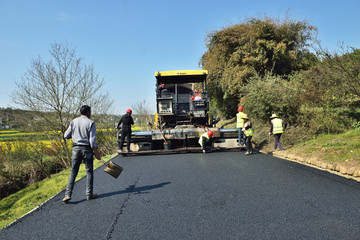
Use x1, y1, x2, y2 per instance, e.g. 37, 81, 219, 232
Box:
117, 70, 240, 154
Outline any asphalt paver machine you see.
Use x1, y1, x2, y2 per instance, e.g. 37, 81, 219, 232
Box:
117, 70, 239, 154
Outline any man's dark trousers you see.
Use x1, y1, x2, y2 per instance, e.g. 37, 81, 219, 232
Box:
274, 133, 283, 150
65, 145, 94, 198
119, 129, 131, 151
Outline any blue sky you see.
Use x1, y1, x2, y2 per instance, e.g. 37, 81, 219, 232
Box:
0, 0, 359, 114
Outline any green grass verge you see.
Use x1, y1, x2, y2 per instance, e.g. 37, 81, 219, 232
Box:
287, 129, 360, 163
0, 153, 116, 229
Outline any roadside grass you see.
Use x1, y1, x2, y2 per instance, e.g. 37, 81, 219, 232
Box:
0, 153, 116, 230
286, 129, 360, 164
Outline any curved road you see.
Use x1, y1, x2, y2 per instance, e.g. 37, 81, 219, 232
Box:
1, 151, 360, 239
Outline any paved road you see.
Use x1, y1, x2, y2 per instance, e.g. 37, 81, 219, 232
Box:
1, 151, 360, 240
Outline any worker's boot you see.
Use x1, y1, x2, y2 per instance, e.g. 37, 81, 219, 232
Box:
87, 194, 97, 201
62, 196, 71, 203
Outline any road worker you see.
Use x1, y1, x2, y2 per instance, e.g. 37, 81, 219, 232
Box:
269, 114, 287, 151
198, 130, 213, 153
236, 106, 246, 146
63, 105, 101, 203
241, 114, 253, 155
117, 109, 134, 153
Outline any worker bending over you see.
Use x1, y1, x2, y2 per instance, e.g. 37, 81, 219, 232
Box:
198, 130, 213, 153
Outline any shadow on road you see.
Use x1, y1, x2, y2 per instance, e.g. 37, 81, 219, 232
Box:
67, 182, 171, 204
98, 181, 171, 199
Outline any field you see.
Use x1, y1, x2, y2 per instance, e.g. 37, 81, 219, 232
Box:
0, 130, 55, 146
0, 128, 119, 200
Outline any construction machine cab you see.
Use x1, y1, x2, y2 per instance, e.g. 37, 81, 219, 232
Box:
155, 70, 209, 128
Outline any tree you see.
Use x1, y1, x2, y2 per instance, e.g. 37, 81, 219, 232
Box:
200, 16, 317, 118
131, 99, 154, 131
317, 45, 360, 99
11, 42, 113, 167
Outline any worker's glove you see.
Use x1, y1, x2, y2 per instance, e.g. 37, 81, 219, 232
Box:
242, 128, 246, 132
269, 132, 272, 136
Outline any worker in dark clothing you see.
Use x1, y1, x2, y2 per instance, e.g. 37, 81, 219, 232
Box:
117, 109, 134, 153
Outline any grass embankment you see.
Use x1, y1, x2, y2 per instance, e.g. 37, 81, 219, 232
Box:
252, 124, 360, 177
0, 153, 116, 229
283, 129, 360, 167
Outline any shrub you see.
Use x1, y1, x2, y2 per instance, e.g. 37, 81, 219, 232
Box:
240, 73, 303, 125
298, 106, 354, 135
0, 141, 65, 199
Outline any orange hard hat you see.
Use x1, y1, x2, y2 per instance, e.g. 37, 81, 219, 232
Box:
238, 106, 243, 112
207, 130, 213, 137
126, 109, 132, 114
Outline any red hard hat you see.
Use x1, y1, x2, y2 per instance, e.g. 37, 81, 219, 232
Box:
207, 130, 213, 137
238, 106, 243, 112
126, 109, 132, 114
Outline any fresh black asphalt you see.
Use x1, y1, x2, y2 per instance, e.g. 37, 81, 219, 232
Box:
1, 150, 360, 239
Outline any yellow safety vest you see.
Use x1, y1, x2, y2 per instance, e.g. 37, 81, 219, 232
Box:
198, 132, 210, 146
271, 118, 284, 134
236, 112, 246, 128
243, 121, 253, 137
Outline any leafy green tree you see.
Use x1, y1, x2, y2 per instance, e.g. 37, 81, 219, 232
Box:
240, 73, 303, 124
200, 16, 317, 118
